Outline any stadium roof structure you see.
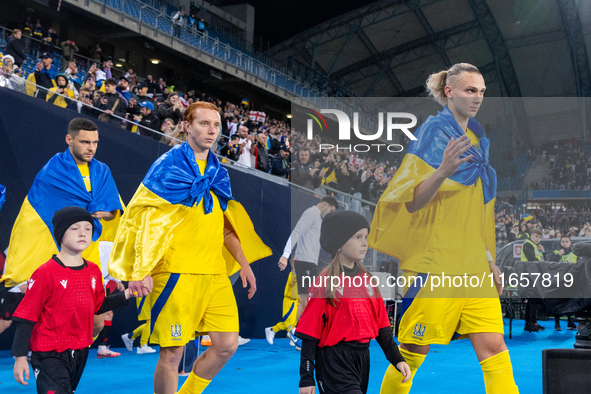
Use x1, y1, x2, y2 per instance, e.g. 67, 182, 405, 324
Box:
267, 0, 591, 99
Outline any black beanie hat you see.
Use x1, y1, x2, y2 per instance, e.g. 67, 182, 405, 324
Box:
320, 210, 370, 256
52, 206, 95, 247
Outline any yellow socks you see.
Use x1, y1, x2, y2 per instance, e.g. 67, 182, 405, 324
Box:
140, 321, 151, 346
380, 348, 426, 394
480, 350, 519, 394
131, 322, 147, 340
177, 371, 211, 394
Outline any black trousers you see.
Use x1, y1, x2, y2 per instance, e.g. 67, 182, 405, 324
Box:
31, 348, 89, 394
316, 341, 370, 394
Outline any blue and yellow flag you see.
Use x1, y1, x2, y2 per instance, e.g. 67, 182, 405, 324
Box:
0, 184, 5, 211
369, 106, 497, 276
109, 142, 271, 281
2, 149, 123, 286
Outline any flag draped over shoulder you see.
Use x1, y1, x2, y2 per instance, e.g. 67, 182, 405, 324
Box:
109, 143, 272, 281
405, 106, 496, 203
0, 184, 5, 211
369, 106, 497, 274
2, 150, 123, 287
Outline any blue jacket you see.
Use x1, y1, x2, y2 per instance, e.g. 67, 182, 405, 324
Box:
271, 155, 289, 177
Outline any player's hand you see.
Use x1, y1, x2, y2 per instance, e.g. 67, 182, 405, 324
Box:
13, 357, 29, 385
129, 275, 151, 297
489, 261, 503, 296
141, 275, 153, 293
278, 257, 288, 271
116, 281, 125, 292
438, 135, 473, 178
299, 387, 315, 394
240, 264, 257, 299
396, 361, 411, 383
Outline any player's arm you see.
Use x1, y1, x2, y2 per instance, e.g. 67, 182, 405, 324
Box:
11, 271, 50, 386
405, 135, 473, 213
375, 327, 410, 383
298, 332, 319, 393
279, 236, 292, 271
95, 288, 131, 315
12, 317, 34, 385
223, 216, 256, 299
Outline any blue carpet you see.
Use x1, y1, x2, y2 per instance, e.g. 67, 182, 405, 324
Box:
0, 319, 578, 393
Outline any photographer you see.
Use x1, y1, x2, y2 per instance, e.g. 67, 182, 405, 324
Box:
0, 55, 25, 92
63, 61, 81, 97
66, 86, 98, 117
33, 52, 57, 100
60, 40, 79, 71
220, 135, 241, 162
157, 92, 183, 125
46, 73, 75, 108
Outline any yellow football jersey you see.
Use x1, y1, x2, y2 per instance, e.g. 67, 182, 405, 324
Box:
151, 160, 226, 275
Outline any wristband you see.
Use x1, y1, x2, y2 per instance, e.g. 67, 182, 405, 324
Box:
486, 251, 494, 262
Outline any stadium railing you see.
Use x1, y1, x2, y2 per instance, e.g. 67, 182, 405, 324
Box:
61, 0, 382, 130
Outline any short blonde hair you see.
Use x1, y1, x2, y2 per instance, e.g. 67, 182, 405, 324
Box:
425, 63, 481, 106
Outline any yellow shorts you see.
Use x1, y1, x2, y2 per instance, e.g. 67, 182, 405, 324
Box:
137, 294, 151, 321
398, 271, 504, 346
149, 273, 239, 347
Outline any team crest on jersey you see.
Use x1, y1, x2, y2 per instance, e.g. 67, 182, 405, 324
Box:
413, 323, 426, 337
28, 279, 35, 290
171, 324, 182, 339
91, 278, 96, 290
